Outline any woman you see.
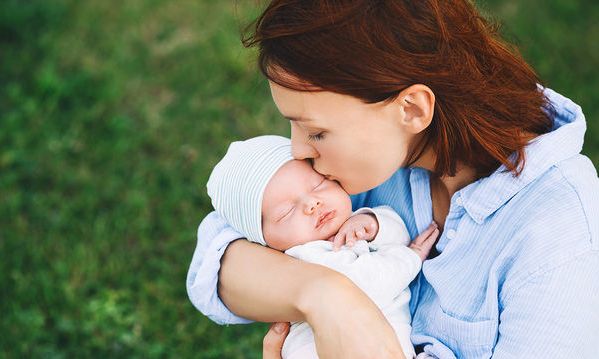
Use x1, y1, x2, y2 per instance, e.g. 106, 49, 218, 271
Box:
186, 1, 599, 358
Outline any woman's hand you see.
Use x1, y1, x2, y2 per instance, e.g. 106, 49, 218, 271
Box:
263, 322, 290, 359
263, 271, 407, 359
409, 222, 439, 261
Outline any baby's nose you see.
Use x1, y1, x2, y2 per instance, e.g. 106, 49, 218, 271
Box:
304, 199, 322, 215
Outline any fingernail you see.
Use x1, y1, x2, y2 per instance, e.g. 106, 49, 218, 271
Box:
273, 323, 286, 334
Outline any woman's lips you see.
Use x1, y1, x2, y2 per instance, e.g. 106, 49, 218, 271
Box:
316, 210, 336, 229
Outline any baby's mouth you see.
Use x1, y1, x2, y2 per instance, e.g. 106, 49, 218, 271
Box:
316, 210, 336, 229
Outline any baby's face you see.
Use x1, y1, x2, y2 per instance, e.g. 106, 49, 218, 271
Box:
261, 160, 353, 251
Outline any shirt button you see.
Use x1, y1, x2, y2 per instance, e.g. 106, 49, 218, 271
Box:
455, 196, 463, 206
446, 229, 457, 239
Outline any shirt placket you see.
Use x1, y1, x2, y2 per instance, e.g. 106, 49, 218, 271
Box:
409, 168, 434, 234
436, 192, 466, 253
408, 168, 433, 316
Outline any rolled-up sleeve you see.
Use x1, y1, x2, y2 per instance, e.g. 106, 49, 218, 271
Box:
492, 250, 599, 358
186, 211, 254, 325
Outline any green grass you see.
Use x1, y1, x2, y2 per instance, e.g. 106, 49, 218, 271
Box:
1, 0, 597, 357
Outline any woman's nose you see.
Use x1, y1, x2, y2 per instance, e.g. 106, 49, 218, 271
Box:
291, 126, 319, 160
304, 198, 322, 215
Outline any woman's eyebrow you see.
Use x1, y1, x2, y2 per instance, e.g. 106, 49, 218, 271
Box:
284, 116, 312, 122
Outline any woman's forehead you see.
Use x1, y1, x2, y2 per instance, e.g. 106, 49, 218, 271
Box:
269, 81, 311, 115
271, 83, 364, 122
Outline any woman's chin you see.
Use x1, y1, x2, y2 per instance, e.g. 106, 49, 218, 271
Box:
339, 181, 360, 195
344, 172, 399, 195
342, 181, 379, 195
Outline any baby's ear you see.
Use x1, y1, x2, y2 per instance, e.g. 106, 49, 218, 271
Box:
395, 84, 435, 134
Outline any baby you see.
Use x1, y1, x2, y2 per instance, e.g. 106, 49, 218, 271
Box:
206, 135, 438, 359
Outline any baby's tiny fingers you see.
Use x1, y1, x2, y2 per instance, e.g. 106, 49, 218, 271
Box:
364, 222, 377, 234
347, 231, 357, 247
333, 232, 345, 251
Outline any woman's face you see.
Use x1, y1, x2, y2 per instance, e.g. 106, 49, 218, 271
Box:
269, 81, 419, 194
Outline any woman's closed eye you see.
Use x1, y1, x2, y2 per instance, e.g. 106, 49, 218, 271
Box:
307, 132, 325, 142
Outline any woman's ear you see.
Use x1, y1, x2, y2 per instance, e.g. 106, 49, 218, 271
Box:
395, 84, 435, 134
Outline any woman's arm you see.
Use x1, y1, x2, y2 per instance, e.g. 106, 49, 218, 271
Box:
219, 239, 408, 359
218, 238, 337, 322
186, 211, 252, 324
188, 211, 407, 358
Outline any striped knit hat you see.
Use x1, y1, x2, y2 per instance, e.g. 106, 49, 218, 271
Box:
207, 135, 294, 246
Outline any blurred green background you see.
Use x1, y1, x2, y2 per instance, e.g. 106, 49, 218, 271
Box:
1, 0, 597, 358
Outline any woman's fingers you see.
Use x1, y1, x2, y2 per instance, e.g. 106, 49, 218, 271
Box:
414, 222, 438, 244
423, 228, 440, 247
263, 322, 290, 359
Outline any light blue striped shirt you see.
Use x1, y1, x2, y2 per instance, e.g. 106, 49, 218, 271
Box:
186, 88, 599, 358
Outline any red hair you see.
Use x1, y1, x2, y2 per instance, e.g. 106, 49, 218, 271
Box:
242, 0, 554, 177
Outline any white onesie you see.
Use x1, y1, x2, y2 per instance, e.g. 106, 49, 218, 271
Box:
281, 206, 421, 359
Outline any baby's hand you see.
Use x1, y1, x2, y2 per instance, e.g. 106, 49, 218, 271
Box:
330, 214, 378, 251
409, 222, 439, 262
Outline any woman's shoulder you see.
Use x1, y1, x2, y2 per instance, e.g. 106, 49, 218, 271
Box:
466, 152, 598, 270
507, 153, 599, 250
485, 155, 598, 296
528, 154, 598, 226
553, 154, 599, 204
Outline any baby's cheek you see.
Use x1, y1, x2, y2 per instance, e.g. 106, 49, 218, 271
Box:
262, 224, 289, 251
266, 234, 295, 251
277, 220, 315, 249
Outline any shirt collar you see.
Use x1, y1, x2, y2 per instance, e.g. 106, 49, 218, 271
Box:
459, 87, 586, 224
